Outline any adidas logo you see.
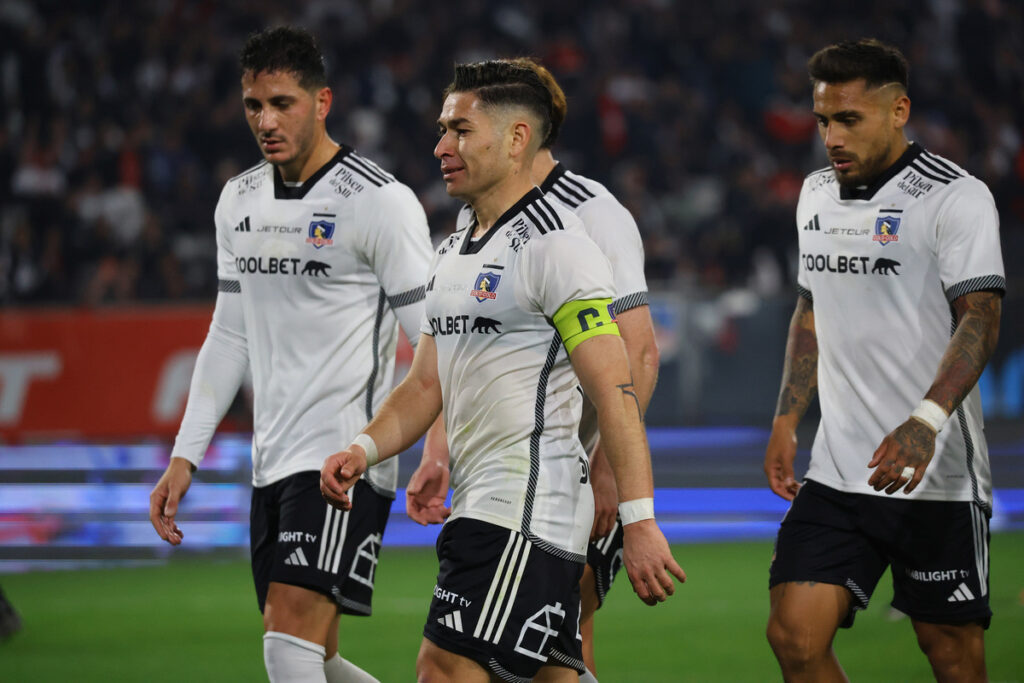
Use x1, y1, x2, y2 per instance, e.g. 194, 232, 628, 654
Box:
437, 610, 464, 633
947, 582, 975, 602
235, 216, 251, 232
284, 547, 309, 567
803, 214, 821, 231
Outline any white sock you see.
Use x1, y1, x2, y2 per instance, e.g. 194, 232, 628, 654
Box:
323, 653, 380, 683
263, 631, 328, 683
579, 668, 599, 683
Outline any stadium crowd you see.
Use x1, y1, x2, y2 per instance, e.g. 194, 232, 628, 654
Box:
1, 0, 1022, 306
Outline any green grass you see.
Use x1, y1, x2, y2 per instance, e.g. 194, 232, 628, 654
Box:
2, 534, 1022, 682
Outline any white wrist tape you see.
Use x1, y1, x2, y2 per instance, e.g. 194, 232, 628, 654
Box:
910, 399, 948, 433
618, 497, 655, 526
350, 433, 379, 467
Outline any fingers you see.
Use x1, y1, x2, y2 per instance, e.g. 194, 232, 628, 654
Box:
903, 465, 925, 494
149, 489, 168, 541
320, 477, 351, 510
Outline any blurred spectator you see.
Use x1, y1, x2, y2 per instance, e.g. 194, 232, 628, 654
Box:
1, 0, 1021, 306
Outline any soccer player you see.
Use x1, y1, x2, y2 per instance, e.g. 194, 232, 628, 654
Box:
404, 57, 657, 682
147, 27, 438, 683
322, 60, 685, 682
764, 39, 1004, 682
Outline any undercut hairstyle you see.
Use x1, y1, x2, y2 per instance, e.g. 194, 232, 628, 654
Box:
505, 58, 567, 149
807, 38, 909, 91
444, 60, 554, 147
239, 26, 327, 91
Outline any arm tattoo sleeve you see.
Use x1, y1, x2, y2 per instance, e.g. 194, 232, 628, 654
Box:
927, 291, 1001, 414
775, 296, 818, 420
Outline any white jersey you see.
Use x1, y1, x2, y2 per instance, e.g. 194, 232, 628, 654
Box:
425, 188, 616, 561
796, 143, 1005, 508
456, 164, 649, 452
214, 146, 432, 491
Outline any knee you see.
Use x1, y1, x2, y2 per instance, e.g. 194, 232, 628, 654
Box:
415, 650, 443, 683
914, 622, 984, 677
766, 615, 824, 668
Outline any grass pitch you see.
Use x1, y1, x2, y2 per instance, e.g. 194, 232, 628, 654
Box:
2, 534, 1022, 681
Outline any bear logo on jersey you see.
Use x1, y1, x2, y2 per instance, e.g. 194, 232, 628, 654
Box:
306, 219, 335, 249
873, 215, 901, 245
471, 272, 502, 302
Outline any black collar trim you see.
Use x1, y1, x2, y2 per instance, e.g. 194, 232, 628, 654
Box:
839, 142, 922, 201
272, 146, 352, 200
539, 162, 566, 194
460, 187, 545, 255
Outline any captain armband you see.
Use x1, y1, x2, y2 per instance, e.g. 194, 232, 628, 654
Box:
552, 298, 619, 354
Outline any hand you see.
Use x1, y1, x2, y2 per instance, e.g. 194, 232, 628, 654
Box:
405, 459, 451, 525
589, 443, 618, 540
868, 418, 936, 495
622, 519, 686, 606
149, 457, 194, 546
320, 447, 368, 510
764, 421, 801, 501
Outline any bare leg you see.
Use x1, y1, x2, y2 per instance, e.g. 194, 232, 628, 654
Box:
534, 664, 581, 682
579, 564, 600, 674
263, 581, 339, 650
912, 620, 986, 683
766, 581, 852, 683
416, 637, 491, 683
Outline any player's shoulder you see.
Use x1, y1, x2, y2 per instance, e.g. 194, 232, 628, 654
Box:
801, 165, 838, 197
910, 149, 990, 201
435, 228, 466, 257
543, 166, 610, 210
338, 147, 399, 190
222, 159, 272, 200
517, 191, 585, 240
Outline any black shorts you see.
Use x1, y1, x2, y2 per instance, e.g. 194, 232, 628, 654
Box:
250, 472, 391, 615
769, 479, 991, 629
423, 518, 585, 682
587, 516, 625, 608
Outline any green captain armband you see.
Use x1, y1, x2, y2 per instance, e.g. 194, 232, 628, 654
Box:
553, 298, 620, 354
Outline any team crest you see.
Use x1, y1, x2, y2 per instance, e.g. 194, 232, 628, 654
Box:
873, 215, 900, 245
471, 272, 502, 302
306, 219, 335, 249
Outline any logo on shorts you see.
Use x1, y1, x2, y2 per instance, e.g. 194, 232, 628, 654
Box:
873, 214, 901, 245
514, 602, 566, 662
948, 582, 976, 602
306, 219, 335, 249
437, 610, 465, 633
284, 548, 310, 566
471, 271, 501, 302
348, 533, 382, 587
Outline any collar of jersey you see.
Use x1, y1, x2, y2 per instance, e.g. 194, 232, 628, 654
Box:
839, 142, 923, 201
460, 187, 545, 255
539, 162, 567, 194
272, 145, 353, 200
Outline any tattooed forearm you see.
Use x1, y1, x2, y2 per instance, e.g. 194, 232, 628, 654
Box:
617, 382, 643, 422
775, 296, 819, 419
926, 291, 1001, 414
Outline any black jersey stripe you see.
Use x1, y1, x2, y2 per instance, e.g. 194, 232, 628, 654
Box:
808, 165, 832, 177
218, 279, 241, 293
547, 184, 582, 209
945, 275, 1006, 302
915, 155, 961, 182
364, 289, 387, 422
229, 160, 269, 182
340, 158, 384, 187
614, 291, 649, 314
350, 153, 396, 184
522, 334, 561, 538
560, 173, 596, 200
909, 162, 952, 185
553, 178, 590, 204
796, 284, 813, 301
535, 198, 564, 231
922, 152, 964, 179
387, 285, 426, 309
522, 205, 551, 234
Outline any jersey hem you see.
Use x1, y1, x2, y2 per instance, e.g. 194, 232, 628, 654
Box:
803, 475, 991, 506
447, 510, 586, 559
253, 460, 397, 495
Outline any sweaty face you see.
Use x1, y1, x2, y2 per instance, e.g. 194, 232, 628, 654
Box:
241, 70, 323, 178
434, 92, 511, 202
812, 79, 908, 188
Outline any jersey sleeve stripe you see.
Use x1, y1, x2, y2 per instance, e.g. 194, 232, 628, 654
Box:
547, 184, 582, 208
535, 198, 564, 231
560, 174, 596, 199
797, 284, 813, 301
218, 279, 241, 293
613, 291, 649, 314
351, 153, 396, 183
340, 158, 383, 186
914, 155, 961, 182
921, 152, 964, 179
522, 205, 550, 234
944, 275, 1006, 302
387, 285, 426, 309
553, 179, 590, 204
908, 161, 953, 185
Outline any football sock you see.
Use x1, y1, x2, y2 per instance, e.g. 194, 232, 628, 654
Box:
264, 631, 328, 682
579, 668, 599, 683
324, 653, 380, 683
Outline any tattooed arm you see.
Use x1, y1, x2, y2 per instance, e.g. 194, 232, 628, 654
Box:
868, 290, 1002, 495
764, 295, 818, 500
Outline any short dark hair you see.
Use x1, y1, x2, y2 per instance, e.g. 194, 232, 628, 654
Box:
239, 26, 327, 91
807, 38, 909, 91
443, 60, 554, 147
504, 58, 566, 149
